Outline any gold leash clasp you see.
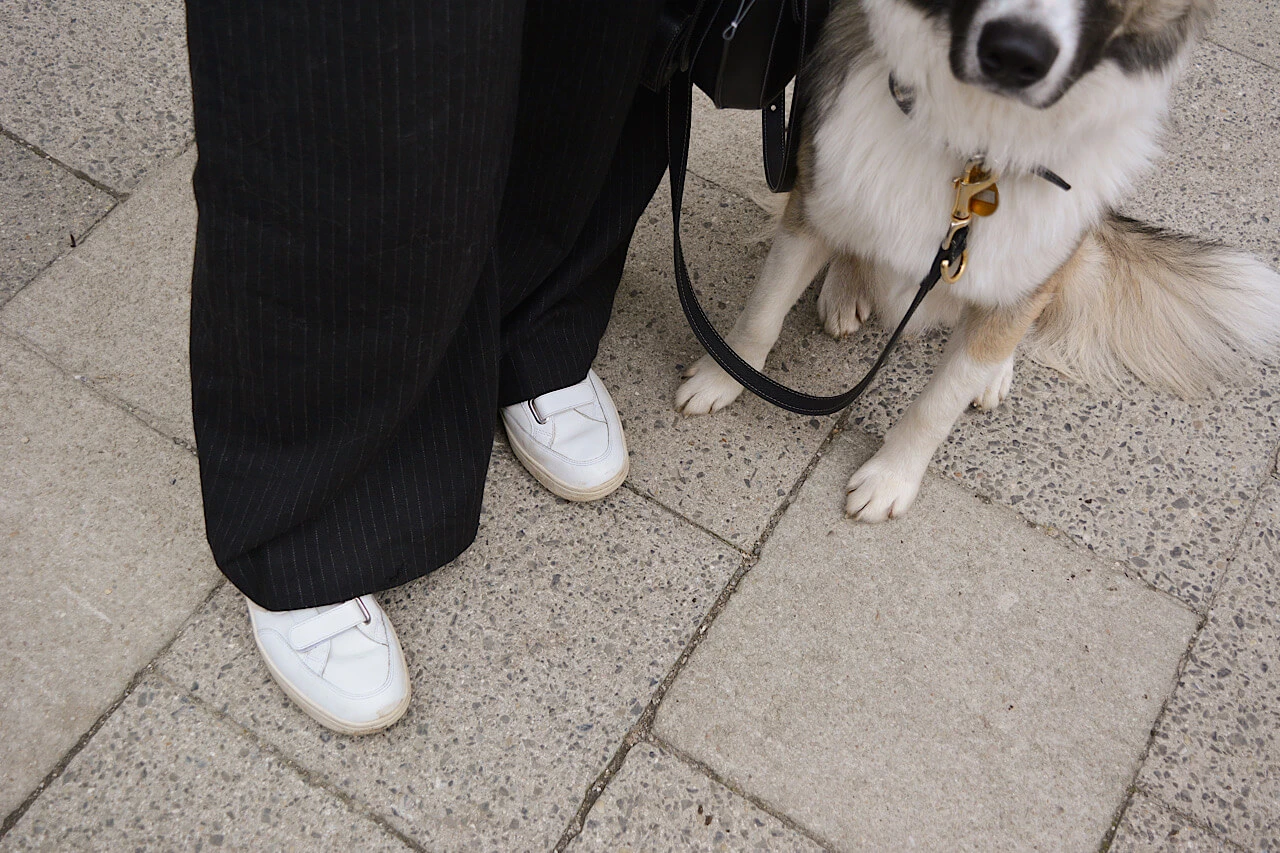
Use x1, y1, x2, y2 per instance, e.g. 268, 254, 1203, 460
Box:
940, 158, 999, 283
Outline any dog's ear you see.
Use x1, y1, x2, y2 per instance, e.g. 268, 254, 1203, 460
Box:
1103, 0, 1214, 72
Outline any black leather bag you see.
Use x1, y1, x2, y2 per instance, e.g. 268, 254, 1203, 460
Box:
646, 0, 815, 109
644, 0, 826, 191
690, 0, 807, 110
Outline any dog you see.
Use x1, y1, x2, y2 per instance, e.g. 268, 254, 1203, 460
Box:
674, 0, 1280, 522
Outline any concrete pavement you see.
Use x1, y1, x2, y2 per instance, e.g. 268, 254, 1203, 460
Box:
2, 3, 1278, 850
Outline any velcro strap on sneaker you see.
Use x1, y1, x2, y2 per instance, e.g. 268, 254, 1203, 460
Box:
287, 599, 371, 651
530, 381, 596, 421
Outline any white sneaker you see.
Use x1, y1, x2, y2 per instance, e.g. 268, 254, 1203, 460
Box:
246, 594, 411, 735
500, 369, 629, 502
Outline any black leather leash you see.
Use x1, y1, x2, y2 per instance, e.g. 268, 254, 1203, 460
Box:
668, 59, 1077, 417
669, 73, 995, 416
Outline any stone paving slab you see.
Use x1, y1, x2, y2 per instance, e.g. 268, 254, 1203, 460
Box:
1209, 0, 1280, 71
0, 149, 197, 446
1110, 791, 1244, 853
153, 446, 740, 851
654, 432, 1199, 851
0, 0, 192, 192
0, 137, 115, 306
0, 676, 413, 852
0, 333, 218, 819
601, 174, 844, 549
1137, 481, 1280, 850
568, 741, 825, 852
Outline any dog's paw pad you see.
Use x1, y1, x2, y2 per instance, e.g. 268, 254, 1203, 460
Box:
844, 459, 921, 522
675, 358, 744, 415
972, 359, 1015, 411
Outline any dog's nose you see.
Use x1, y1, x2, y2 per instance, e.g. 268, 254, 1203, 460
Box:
977, 19, 1059, 89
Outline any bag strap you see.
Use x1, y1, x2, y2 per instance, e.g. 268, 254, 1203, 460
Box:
666, 73, 971, 417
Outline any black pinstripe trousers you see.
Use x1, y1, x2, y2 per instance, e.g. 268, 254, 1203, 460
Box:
186, 0, 668, 609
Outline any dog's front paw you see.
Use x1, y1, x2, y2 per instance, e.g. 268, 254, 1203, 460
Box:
675, 356, 745, 415
844, 455, 923, 522
817, 276, 873, 339
972, 358, 1014, 411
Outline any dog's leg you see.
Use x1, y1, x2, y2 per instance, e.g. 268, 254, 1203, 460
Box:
972, 354, 1015, 410
817, 253, 875, 339
676, 226, 831, 415
846, 290, 1052, 522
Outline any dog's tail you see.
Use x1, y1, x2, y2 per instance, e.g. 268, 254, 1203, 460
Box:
1025, 213, 1280, 397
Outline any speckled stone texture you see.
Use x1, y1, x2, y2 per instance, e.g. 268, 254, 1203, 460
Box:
601, 174, 844, 548
1126, 43, 1280, 267
153, 447, 740, 851
0, 137, 114, 306
568, 742, 826, 852
0, 335, 218, 818
1137, 483, 1280, 850
654, 432, 1198, 852
0, 677, 413, 852
0, 0, 192, 192
0, 150, 197, 445
1110, 792, 1243, 853
1209, 0, 1280, 70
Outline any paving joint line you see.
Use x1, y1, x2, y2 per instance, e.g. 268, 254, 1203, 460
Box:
0, 326, 197, 458
0, 124, 130, 201
0, 579, 228, 839
549, 546, 756, 852
643, 731, 842, 851
1096, 477, 1271, 851
1197, 466, 1274, 617
0, 137, 197, 310
618, 481, 752, 557
1094, 607, 1209, 852
1204, 38, 1280, 74
837, 419, 1208, 622
552, 414, 852, 850
1100, 785, 1254, 852
0, 198, 121, 311
1115, 786, 1254, 853
1100, 458, 1280, 845
148, 670, 432, 853
685, 167, 774, 213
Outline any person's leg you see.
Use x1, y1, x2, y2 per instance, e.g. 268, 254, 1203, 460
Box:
187, 0, 524, 611
496, 85, 669, 405
186, 0, 532, 733
487, 2, 669, 500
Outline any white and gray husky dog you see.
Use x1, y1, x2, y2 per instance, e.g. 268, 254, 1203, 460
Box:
675, 0, 1280, 522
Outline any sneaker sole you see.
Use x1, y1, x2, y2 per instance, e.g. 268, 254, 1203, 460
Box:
505, 436, 630, 502
252, 623, 412, 736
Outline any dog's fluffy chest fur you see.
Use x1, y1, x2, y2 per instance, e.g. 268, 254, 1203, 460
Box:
805, 0, 1179, 317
